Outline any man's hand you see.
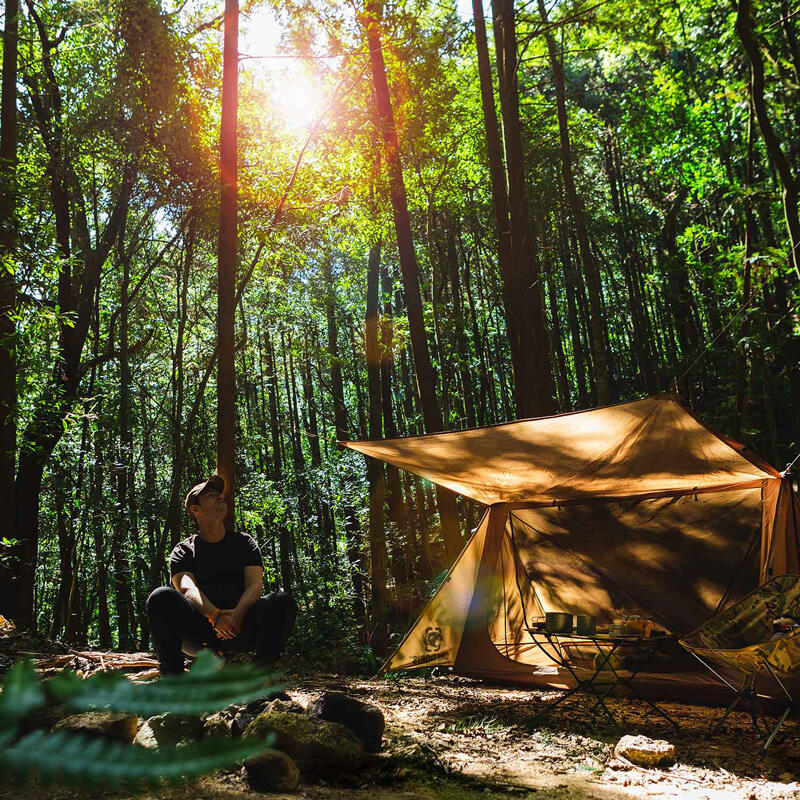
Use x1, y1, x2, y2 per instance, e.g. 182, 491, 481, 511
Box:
229, 607, 246, 634
214, 611, 239, 640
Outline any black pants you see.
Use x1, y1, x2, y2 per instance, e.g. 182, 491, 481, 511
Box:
147, 587, 297, 674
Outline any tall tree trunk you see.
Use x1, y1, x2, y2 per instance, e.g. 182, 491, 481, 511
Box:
736, 0, 800, 284
216, 0, 238, 520
366, 243, 388, 653
735, 97, 757, 436
0, 0, 18, 618
536, 0, 611, 403
362, 0, 463, 562
491, 0, 556, 416
113, 227, 134, 649
324, 262, 367, 628
379, 262, 405, 524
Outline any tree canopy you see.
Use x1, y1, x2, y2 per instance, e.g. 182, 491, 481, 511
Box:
0, 0, 798, 662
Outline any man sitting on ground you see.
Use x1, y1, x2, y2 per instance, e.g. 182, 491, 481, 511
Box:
147, 474, 297, 675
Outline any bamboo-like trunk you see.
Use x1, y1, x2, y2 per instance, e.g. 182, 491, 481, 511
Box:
736, 0, 800, 284
362, 0, 462, 562
366, 243, 388, 653
491, 0, 556, 417
216, 0, 239, 521
0, 0, 19, 618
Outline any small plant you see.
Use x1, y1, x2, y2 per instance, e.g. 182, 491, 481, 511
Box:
450, 714, 508, 734
0, 650, 275, 790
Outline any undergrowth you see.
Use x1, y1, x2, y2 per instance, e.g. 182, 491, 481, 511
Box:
0, 650, 275, 790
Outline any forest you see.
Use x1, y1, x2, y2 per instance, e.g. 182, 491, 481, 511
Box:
0, 0, 798, 671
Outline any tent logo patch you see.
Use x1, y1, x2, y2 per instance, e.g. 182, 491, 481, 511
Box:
411, 651, 448, 665
423, 626, 443, 653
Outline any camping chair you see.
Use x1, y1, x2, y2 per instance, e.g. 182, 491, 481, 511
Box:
680, 575, 800, 750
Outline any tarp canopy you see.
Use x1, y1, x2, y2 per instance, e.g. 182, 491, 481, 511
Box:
342, 394, 800, 698
342, 394, 779, 506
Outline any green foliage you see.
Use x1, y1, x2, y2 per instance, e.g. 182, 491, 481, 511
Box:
0, 729, 269, 790
448, 715, 508, 734
49, 649, 282, 716
0, 651, 275, 789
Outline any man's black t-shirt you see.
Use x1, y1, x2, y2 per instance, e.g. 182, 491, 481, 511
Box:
169, 530, 263, 609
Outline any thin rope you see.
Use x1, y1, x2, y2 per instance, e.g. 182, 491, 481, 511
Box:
786, 449, 800, 474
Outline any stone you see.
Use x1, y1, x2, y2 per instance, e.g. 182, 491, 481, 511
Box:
268, 698, 305, 714
19, 704, 72, 735
243, 710, 365, 780
614, 735, 676, 768
307, 691, 385, 753
52, 712, 138, 744
244, 748, 300, 793
203, 712, 232, 739
133, 714, 205, 749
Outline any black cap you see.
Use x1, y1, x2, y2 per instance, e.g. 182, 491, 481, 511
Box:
184, 474, 226, 513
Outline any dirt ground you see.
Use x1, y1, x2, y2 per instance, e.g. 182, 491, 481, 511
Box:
3, 631, 800, 800
280, 670, 800, 800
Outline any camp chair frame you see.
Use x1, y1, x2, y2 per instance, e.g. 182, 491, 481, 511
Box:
688, 649, 797, 750
681, 575, 800, 751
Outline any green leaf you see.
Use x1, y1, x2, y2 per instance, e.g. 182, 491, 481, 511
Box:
0, 729, 272, 789
50, 653, 279, 716
0, 661, 47, 725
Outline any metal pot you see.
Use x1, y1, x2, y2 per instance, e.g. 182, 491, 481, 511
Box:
545, 612, 574, 633
576, 615, 596, 635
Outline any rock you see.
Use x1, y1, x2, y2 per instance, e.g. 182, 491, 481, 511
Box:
614, 735, 676, 768
268, 698, 305, 714
203, 712, 232, 739
244, 748, 300, 792
307, 691, 385, 753
133, 714, 205, 749
243, 710, 365, 780
52, 712, 138, 744
19, 704, 72, 735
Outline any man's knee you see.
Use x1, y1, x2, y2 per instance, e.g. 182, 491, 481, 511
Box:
265, 592, 297, 621
147, 586, 182, 616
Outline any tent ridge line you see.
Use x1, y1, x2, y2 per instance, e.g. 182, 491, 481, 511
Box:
503, 479, 773, 509
337, 393, 674, 447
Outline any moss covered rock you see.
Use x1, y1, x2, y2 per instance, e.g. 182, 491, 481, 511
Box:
307, 691, 385, 752
133, 713, 204, 749
244, 748, 300, 792
243, 710, 365, 780
52, 712, 138, 744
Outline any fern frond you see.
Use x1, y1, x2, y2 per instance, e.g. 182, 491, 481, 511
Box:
0, 660, 46, 724
0, 728, 272, 789
49, 651, 279, 716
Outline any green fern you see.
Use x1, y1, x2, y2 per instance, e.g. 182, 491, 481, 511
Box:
0, 660, 46, 725
0, 728, 270, 789
0, 650, 277, 789
50, 650, 281, 716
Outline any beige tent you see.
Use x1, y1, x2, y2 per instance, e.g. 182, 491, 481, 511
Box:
343, 394, 800, 698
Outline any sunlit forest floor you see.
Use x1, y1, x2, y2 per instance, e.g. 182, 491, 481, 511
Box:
3, 626, 800, 800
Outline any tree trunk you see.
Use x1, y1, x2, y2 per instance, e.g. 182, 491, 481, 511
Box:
366, 243, 388, 653
0, 0, 19, 618
324, 262, 367, 628
216, 0, 239, 520
362, 0, 463, 562
736, 0, 800, 283
735, 97, 757, 436
113, 227, 135, 649
536, 0, 611, 403
491, 0, 556, 416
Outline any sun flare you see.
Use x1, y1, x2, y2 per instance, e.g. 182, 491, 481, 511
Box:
270, 69, 326, 132
241, 6, 327, 133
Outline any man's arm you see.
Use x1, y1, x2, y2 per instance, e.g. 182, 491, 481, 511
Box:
172, 571, 218, 615
230, 566, 263, 631
171, 571, 234, 634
